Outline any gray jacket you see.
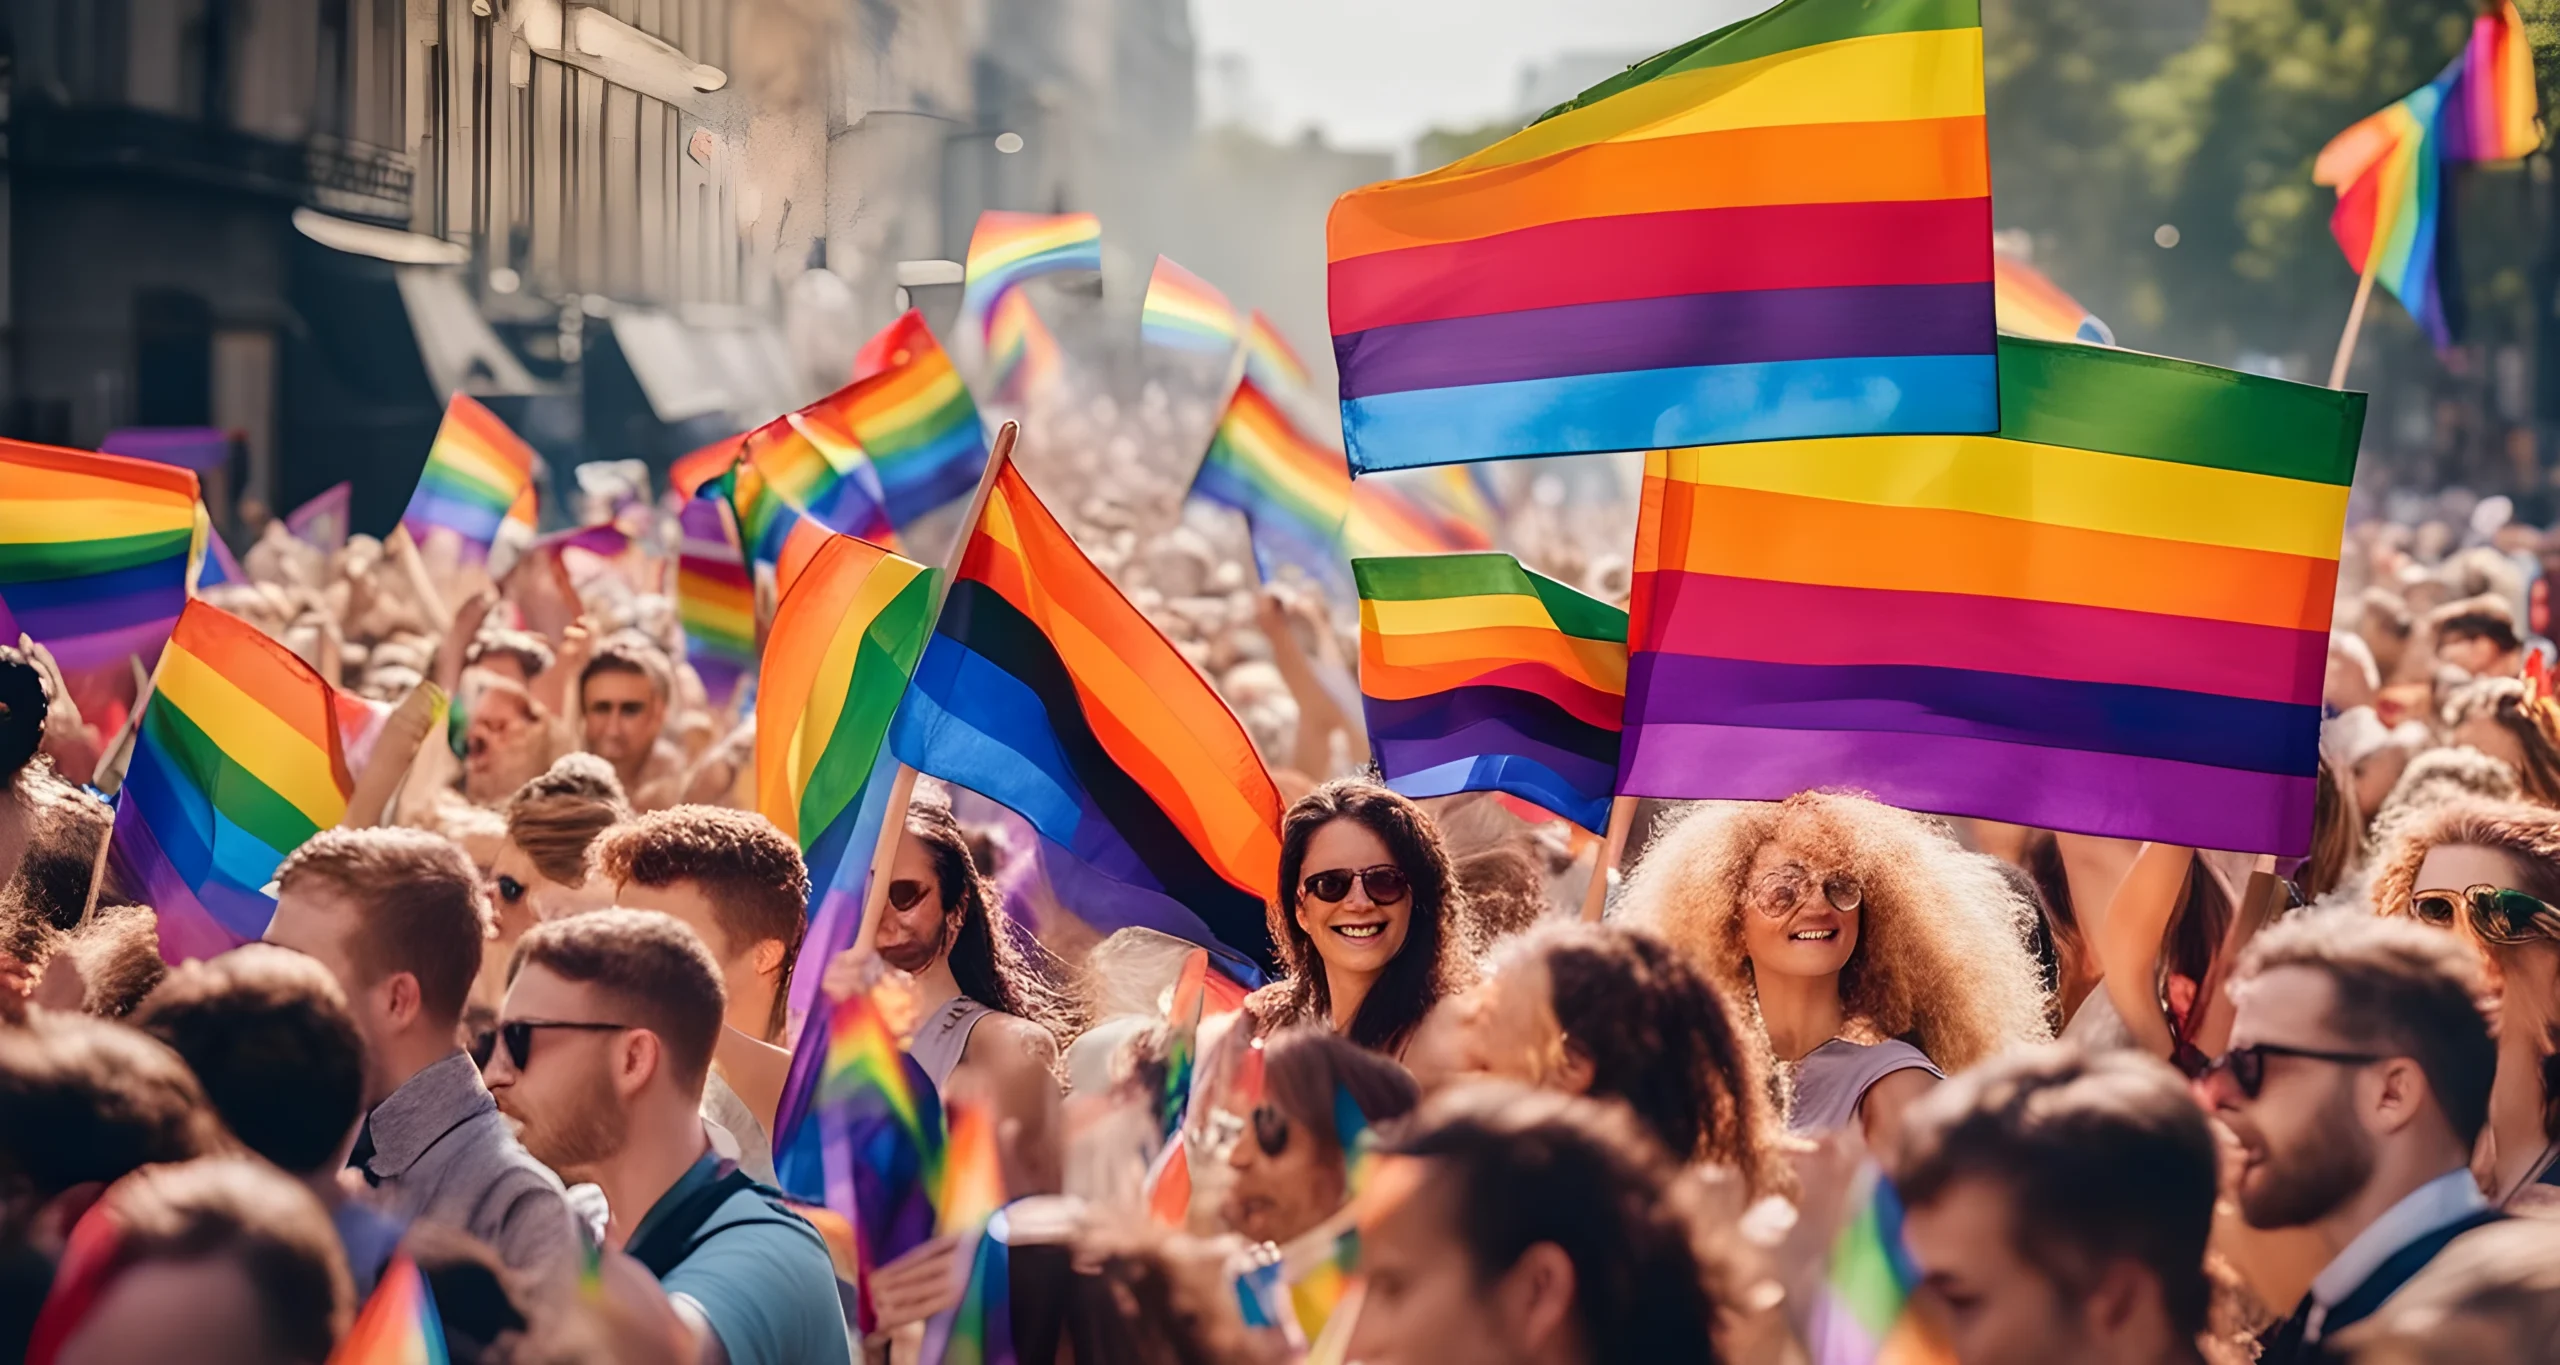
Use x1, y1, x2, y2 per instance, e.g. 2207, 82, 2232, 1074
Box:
352, 1051, 586, 1286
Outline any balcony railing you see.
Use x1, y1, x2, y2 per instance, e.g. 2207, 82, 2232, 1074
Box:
7, 101, 413, 225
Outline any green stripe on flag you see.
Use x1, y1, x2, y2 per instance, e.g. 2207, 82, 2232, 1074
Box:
1996, 338, 2364, 487
1535, 0, 1980, 123
1353, 553, 1629, 644
144, 699, 325, 857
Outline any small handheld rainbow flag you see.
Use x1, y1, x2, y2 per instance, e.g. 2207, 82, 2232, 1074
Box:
0, 438, 200, 704
959, 210, 1102, 347
757, 531, 935, 1028
1286, 1227, 1362, 1349
939, 1098, 1006, 1235
1142, 256, 1241, 355
670, 434, 744, 500
923, 1207, 1016, 1365
772, 985, 946, 1332
1807, 1167, 1952, 1365
675, 493, 756, 710
984, 287, 1063, 404
1991, 252, 2113, 347
1190, 377, 1353, 591
401, 395, 537, 562
285, 481, 353, 553
109, 601, 357, 962
847, 310, 992, 526
730, 407, 898, 562
1355, 553, 1628, 834
328, 1251, 450, 1365
1159, 947, 1251, 1138
1242, 310, 1314, 402
1345, 472, 1497, 559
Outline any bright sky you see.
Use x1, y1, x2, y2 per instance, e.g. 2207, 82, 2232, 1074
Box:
1190, 0, 1765, 150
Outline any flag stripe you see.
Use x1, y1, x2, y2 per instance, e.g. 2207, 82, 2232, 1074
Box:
1361, 625, 1628, 696
846, 310, 990, 526
1367, 687, 1624, 768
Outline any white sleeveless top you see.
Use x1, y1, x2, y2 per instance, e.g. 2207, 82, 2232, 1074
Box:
910, 995, 998, 1091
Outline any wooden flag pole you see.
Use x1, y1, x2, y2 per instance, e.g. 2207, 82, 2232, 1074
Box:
844, 420, 1020, 969
1580, 795, 1638, 922
2326, 253, 2383, 390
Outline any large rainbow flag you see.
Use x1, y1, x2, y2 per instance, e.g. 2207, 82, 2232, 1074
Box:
109, 601, 355, 961
847, 310, 991, 526
675, 492, 756, 709
958, 210, 1102, 348
890, 463, 1284, 975
1326, 0, 1996, 473
1142, 256, 1242, 355
1356, 554, 1626, 833
756, 531, 936, 1027
1190, 377, 1353, 590
0, 439, 200, 704
1620, 336, 2362, 856
2316, 1, 2541, 349
400, 394, 537, 560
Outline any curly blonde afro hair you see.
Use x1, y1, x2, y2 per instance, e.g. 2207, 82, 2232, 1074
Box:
1619, 791, 2050, 1073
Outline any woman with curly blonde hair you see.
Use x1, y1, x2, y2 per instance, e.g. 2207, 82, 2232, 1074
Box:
1619, 790, 2049, 1151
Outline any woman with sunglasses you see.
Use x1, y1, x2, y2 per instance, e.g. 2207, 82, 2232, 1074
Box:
468, 754, 629, 1020
1621, 791, 2048, 1153
2371, 796, 2560, 1206
1220, 1025, 1420, 1247
1250, 779, 1469, 1059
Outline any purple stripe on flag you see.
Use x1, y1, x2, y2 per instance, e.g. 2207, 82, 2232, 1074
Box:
109, 800, 255, 963
1616, 721, 2318, 855
34, 615, 181, 673
1336, 282, 1995, 400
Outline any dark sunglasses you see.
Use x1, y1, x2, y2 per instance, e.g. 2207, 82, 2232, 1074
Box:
471, 1019, 632, 1071
2199, 1042, 2385, 1100
887, 878, 935, 913
493, 874, 527, 907
1250, 1104, 1292, 1159
2411, 885, 2560, 945
1300, 865, 1410, 906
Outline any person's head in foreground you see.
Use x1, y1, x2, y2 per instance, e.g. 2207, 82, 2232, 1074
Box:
483, 908, 724, 1188
1260, 778, 1466, 1057
23, 1157, 349, 1365
494, 753, 629, 927
1895, 1043, 2235, 1365
875, 797, 1080, 1041
1220, 1026, 1420, 1246
578, 634, 672, 787
2331, 1217, 2560, 1365
0, 1011, 226, 1261
2202, 910, 2492, 1248
1348, 1082, 1727, 1365
262, 827, 490, 1104
594, 805, 806, 1044
1618, 791, 2048, 1137
128, 945, 364, 1181
1464, 918, 1781, 1190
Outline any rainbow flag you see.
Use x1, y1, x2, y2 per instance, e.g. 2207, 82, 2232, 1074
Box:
329, 1252, 449, 1365
1288, 1230, 1361, 1348
1807, 1168, 1952, 1365
1242, 310, 1314, 400
890, 463, 1285, 976
924, 1208, 1016, 1365
1327, 0, 1996, 473
1991, 252, 2112, 346
757, 532, 935, 1028
2316, 2, 2542, 349
1143, 1130, 1193, 1227
984, 287, 1062, 404
939, 1099, 1005, 1234
670, 433, 744, 500
0, 439, 200, 698
109, 601, 356, 962
847, 310, 992, 525
1620, 336, 2362, 856
1344, 473, 1496, 559
1191, 377, 1353, 590
772, 985, 946, 1333
731, 404, 897, 561
1159, 947, 1250, 1138
401, 395, 537, 560
1141, 256, 1241, 354
1356, 554, 1627, 834
959, 210, 1102, 346
675, 493, 756, 709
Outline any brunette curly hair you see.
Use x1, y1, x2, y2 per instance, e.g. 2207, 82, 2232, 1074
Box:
1252, 778, 1470, 1055
1618, 791, 2050, 1074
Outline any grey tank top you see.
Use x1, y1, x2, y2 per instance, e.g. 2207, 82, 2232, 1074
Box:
910, 995, 998, 1091
1784, 1037, 1942, 1134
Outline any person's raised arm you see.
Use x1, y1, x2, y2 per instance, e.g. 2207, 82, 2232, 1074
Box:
2093, 842, 2192, 1060
1256, 585, 1361, 777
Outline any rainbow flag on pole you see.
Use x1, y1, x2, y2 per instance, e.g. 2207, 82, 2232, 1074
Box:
1326, 0, 1997, 472
731, 404, 897, 561
675, 493, 756, 709
1142, 256, 1242, 354
1991, 252, 2112, 346
109, 601, 356, 962
773, 985, 946, 1334
1620, 337, 2362, 856
958, 210, 1102, 348
329, 1252, 449, 1365
0, 438, 200, 695
1190, 377, 1353, 590
401, 395, 537, 560
891, 463, 1284, 976
757, 531, 935, 1027
1357, 554, 1627, 833
847, 310, 991, 526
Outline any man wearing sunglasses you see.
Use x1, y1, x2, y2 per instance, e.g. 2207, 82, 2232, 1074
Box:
485, 909, 851, 1365
2201, 912, 2500, 1365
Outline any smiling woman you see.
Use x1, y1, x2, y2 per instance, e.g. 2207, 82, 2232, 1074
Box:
1247, 778, 1472, 1057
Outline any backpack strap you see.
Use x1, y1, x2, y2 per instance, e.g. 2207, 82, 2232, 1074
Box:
627, 1168, 818, 1280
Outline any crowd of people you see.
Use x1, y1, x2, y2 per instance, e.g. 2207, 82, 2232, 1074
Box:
5, 423, 2560, 1365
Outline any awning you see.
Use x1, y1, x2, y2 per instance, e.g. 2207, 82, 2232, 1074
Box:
393, 266, 543, 398
610, 308, 804, 428
292, 208, 469, 266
